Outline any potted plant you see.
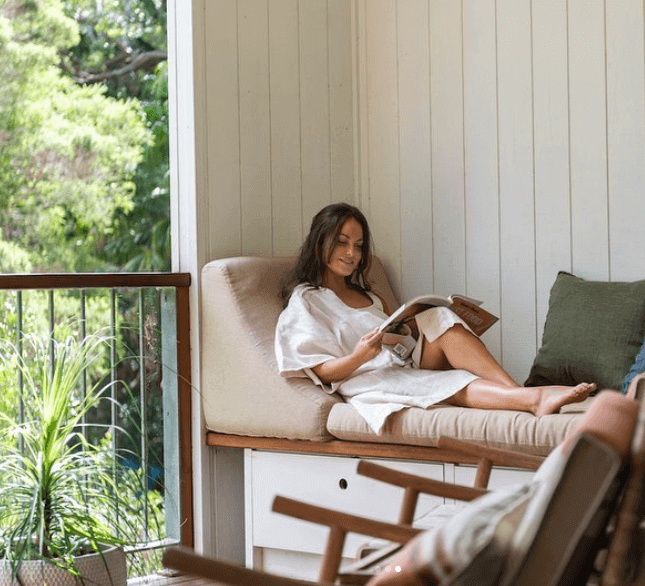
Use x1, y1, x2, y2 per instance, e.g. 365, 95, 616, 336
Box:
0, 332, 148, 586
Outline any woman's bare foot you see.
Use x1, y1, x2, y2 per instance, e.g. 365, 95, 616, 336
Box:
534, 382, 597, 416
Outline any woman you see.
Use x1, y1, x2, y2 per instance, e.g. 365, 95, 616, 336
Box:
275, 203, 595, 435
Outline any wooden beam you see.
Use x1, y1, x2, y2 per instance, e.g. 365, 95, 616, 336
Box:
204, 431, 543, 469
177, 284, 194, 548
0, 272, 191, 291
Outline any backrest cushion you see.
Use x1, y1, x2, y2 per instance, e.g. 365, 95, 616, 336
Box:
525, 271, 645, 391
200, 254, 398, 440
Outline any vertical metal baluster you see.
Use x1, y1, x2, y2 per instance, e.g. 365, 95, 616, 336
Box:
78, 289, 89, 491
139, 288, 149, 541
17, 291, 24, 453
48, 290, 55, 380
80, 290, 87, 431
110, 289, 119, 531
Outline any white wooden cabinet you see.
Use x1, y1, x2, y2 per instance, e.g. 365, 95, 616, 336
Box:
453, 463, 535, 491
244, 449, 535, 580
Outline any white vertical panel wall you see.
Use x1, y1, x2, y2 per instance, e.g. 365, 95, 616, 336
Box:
202, 0, 645, 381
429, 0, 467, 300
397, 0, 433, 302
356, 0, 645, 382
462, 0, 501, 361
364, 0, 403, 298
531, 0, 571, 344
606, 0, 645, 282
496, 0, 536, 381
203, 0, 355, 259
568, 0, 609, 280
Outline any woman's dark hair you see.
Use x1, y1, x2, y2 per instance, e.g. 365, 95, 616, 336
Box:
280, 203, 373, 306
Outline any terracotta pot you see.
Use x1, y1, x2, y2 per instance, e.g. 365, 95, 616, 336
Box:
0, 545, 127, 586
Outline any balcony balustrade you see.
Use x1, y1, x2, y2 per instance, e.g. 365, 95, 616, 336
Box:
0, 271, 193, 576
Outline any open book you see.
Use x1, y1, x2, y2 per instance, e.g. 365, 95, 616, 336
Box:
379, 293, 499, 337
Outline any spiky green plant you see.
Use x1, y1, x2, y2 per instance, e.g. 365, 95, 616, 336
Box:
0, 332, 145, 579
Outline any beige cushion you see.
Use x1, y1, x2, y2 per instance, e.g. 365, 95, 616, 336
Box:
201, 256, 334, 440
200, 255, 398, 441
326, 400, 592, 456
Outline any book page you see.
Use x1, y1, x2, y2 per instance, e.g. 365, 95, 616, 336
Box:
379, 294, 498, 336
379, 297, 450, 333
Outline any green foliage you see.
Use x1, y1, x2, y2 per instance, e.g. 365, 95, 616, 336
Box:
0, 0, 172, 570
10, 76, 149, 270
62, 0, 166, 92
0, 332, 167, 580
0, 0, 164, 272
0, 291, 110, 424
60, 0, 171, 270
0, 240, 33, 273
0, 335, 135, 572
103, 62, 170, 271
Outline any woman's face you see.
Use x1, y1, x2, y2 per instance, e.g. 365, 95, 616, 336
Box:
324, 217, 364, 281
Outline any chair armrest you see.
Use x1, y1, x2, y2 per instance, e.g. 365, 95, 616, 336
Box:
357, 460, 487, 502
434, 436, 543, 489
272, 495, 421, 583
162, 545, 326, 586
272, 496, 421, 543
436, 436, 545, 469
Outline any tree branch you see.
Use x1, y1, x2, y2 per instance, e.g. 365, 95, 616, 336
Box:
62, 50, 168, 86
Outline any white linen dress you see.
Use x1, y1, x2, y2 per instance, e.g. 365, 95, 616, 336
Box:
274, 284, 479, 434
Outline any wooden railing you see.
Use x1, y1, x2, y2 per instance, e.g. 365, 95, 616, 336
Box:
0, 272, 193, 549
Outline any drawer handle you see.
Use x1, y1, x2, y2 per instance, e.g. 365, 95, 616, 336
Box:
339, 478, 348, 490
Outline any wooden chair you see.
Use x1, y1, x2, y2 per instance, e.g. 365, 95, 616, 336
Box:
600, 372, 645, 586
161, 432, 636, 586
332, 440, 543, 585
162, 545, 324, 585
162, 436, 543, 585
360, 388, 643, 586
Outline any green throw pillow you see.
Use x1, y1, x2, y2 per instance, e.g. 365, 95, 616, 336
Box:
525, 272, 645, 391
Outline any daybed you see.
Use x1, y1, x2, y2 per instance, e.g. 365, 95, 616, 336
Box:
200, 255, 645, 577
202, 255, 591, 456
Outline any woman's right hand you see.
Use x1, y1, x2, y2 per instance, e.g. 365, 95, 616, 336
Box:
352, 328, 385, 363
312, 328, 385, 385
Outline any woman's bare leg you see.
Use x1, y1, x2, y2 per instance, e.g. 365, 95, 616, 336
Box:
419, 324, 517, 387
420, 323, 596, 414
444, 379, 596, 416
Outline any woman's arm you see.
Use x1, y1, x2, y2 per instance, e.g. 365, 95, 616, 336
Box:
311, 328, 385, 385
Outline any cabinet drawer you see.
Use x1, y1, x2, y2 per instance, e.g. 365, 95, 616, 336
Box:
246, 450, 444, 557
454, 464, 535, 490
